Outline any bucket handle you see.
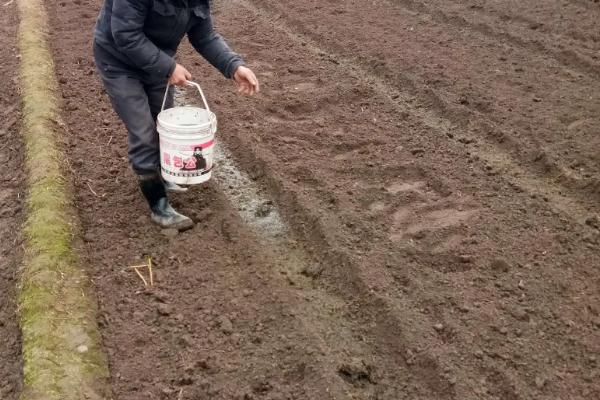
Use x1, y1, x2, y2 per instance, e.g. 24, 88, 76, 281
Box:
161, 81, 211, 113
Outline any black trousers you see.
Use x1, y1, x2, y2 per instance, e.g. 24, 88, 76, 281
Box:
94, 43, 174, 175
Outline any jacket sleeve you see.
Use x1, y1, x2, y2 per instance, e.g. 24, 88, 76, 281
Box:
110, 0, 176, 78
187, 14, 245, 79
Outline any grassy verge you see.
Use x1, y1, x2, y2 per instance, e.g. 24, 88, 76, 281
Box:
16, 0, 110, 399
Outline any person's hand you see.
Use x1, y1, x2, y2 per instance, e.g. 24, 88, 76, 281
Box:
233, 66, 259, 95
169, 63, 192, 86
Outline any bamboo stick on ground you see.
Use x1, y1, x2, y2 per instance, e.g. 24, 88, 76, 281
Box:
132, 267, 148, 286
148, 257, 154, 286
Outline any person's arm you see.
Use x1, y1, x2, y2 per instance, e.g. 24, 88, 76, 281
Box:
187, 14, 244, 79
188, 14, 258, 94
110, 0, 176, 78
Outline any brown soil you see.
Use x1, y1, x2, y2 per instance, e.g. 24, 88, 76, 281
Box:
28, 0, 600, 399
0, 1, 24, 399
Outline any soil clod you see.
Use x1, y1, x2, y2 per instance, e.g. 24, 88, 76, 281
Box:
161, 228, 179, 238
490, 258, 511, 273
585, 214, 599, 229
217, 315, 234, 335
300, 263, 324, 278
338, 357, 374, 386
157, 303, 173, 316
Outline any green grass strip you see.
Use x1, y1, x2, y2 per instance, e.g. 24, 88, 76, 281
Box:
16, 1, 110, 399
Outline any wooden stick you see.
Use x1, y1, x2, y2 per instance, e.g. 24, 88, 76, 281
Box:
148, 257, 154, 286
86, 182, 98, 197
133, 266, 148, 286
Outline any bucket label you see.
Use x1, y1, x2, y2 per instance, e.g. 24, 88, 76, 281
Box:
160, 138, 214, 178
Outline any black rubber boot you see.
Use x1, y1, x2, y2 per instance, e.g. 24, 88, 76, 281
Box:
138, 173, 194, 231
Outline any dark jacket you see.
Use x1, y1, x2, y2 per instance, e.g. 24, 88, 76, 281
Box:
93, 0, 244, 80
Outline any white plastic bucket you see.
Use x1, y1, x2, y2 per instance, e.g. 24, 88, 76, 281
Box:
157, 81, 217, 185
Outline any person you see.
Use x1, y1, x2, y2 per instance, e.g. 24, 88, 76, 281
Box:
93, 0, 259, 230
181, 147, 207, 171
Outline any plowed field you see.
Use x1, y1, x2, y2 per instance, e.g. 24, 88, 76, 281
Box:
3, 0, 599, 399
